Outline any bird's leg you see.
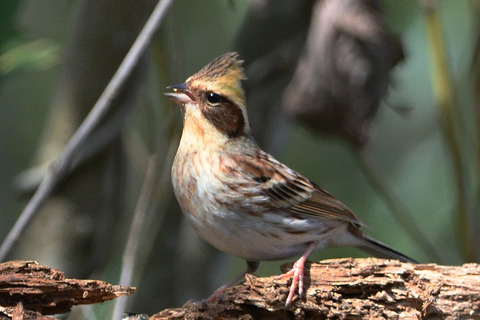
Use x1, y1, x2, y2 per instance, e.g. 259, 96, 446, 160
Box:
204, 260, 259, 304
276, 242, 315, 307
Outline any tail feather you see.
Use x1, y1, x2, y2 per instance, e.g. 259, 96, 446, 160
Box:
358, 235, 417, 263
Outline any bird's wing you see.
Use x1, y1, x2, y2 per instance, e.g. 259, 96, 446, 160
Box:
233, 150, 363, 226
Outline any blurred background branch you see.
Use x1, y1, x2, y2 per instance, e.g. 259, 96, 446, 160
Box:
0, 0, 171, 264
422, 0, 474, 261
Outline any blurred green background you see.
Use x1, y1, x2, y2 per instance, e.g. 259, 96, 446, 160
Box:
0, 0, 478, 318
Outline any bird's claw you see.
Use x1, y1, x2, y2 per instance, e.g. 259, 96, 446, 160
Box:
275, 258, 306, 307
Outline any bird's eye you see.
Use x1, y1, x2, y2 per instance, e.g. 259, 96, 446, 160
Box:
206, 92, 223, 105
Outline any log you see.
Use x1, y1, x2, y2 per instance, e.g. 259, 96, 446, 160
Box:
151, 258, 480, 320
0, 260, 135, 319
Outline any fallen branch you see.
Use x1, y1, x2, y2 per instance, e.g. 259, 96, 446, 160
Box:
151, 258, 480, 319
0, 260, 134, 319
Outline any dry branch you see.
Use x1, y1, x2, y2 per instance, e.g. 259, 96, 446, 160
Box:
0, 260, 134, 319
152, 258, 480, 320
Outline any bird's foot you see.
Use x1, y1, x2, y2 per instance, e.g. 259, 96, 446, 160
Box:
202, 261, 259, 307
202, 284, 228, 306
275, 242, 315, 307
276, 256, 307, 307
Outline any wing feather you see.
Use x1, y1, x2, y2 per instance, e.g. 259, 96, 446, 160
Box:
233, 150, 363, 226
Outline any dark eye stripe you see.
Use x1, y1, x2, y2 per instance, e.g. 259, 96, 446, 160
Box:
200, 93, 245, 138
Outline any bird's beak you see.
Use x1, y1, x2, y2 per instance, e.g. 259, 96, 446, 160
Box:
165, 83, 196, 104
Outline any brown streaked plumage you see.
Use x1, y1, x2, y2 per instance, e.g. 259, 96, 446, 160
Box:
166, 52, 415, 307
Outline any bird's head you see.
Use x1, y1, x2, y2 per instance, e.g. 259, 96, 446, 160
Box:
165, 52, 251, 140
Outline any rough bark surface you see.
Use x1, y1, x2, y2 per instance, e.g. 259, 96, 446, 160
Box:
0, 260, 134, 319
151, 258, 480, 320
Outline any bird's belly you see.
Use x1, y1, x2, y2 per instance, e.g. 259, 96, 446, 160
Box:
186, 206, 344, 261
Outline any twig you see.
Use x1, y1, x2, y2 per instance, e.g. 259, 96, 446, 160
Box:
421, 0, 473, 261
111, 155, 159, 320
0, 0, 174, 261
112, 140, 178, 319
472, 0, 480, 258
354, 149, 443, 263
111, 89, 179, 319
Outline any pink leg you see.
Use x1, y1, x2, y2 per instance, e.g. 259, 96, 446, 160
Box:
205, 261, 259, 304
276, 242, 315, 307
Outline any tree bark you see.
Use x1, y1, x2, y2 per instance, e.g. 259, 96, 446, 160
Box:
151, 258, 480, 320
0, 260, 134, 319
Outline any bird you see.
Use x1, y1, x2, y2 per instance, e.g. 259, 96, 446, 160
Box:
165, 52, 415, 307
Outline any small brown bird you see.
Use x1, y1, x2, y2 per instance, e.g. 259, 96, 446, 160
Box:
166, 52, 415, 307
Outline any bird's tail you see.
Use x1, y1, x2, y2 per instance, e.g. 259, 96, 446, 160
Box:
358, 235, 417, 263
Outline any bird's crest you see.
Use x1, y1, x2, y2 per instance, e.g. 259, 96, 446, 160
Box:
187, 52, 247, 107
